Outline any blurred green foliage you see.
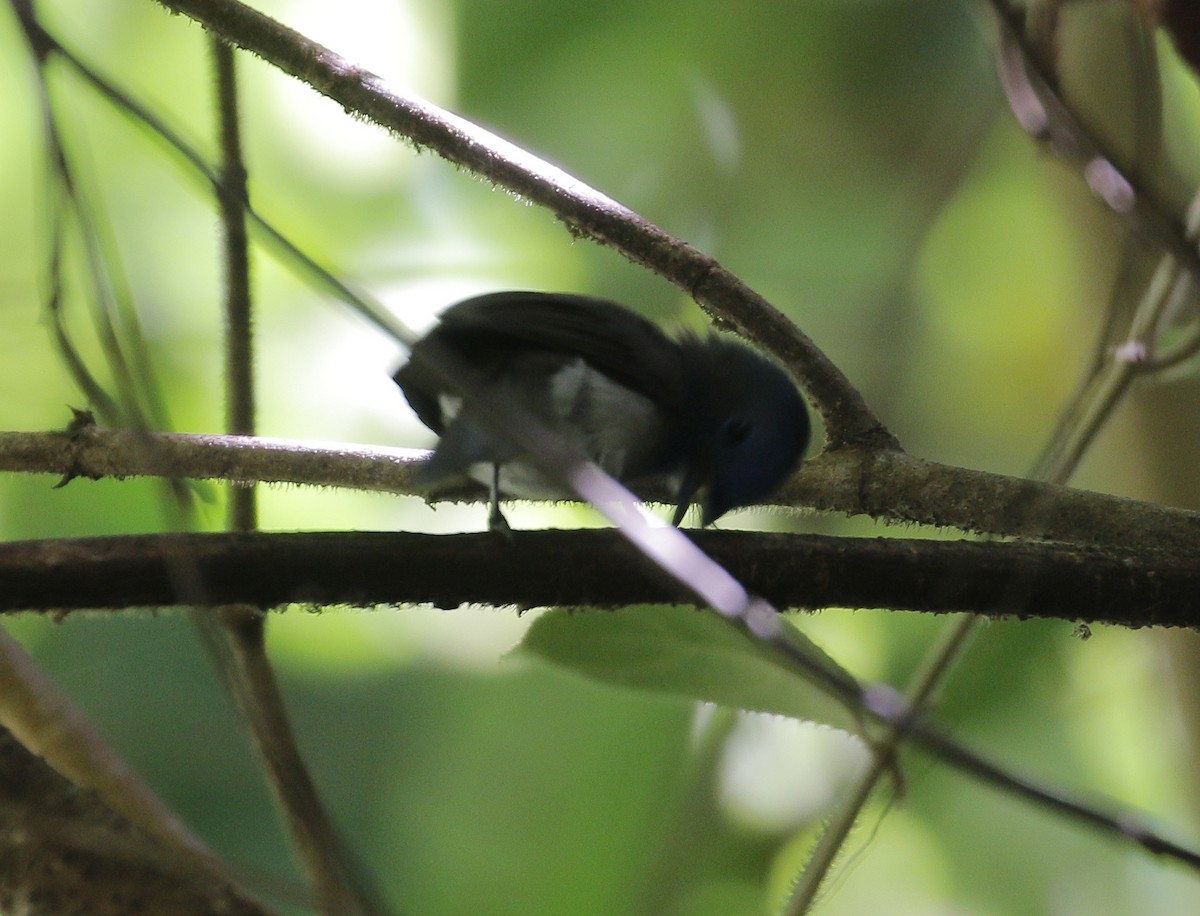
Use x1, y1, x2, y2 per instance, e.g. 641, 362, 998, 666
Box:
3, 0, 1200, 913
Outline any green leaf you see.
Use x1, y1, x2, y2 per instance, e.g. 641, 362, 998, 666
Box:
519, 605, 860, 732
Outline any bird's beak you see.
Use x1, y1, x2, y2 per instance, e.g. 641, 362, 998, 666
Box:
672, 467, 704, 526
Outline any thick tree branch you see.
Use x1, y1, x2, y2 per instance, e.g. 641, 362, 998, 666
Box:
1, 529, 1196, 627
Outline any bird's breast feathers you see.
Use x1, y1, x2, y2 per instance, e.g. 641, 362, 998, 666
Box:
446, 357, 664, 498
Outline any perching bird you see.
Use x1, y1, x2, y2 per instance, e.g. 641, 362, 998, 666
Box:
393, 291, 810, 530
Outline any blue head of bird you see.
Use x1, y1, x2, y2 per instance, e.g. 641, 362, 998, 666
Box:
670, 336, 810, 526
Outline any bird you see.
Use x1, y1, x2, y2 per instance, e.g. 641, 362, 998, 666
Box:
393, 291, 810, 531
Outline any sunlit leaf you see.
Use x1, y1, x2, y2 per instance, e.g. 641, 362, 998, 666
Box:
520, 604, 859, 732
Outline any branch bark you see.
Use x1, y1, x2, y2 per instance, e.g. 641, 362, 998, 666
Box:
0, 728, 275, 915
5, 424, 1200, 556
2, 529, 1197, 627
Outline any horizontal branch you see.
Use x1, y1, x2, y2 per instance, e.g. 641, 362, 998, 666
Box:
785, 447, 1200, 556
5, 425, 1200, 556
1, 529, 1197, 626
0, 425, 425, 494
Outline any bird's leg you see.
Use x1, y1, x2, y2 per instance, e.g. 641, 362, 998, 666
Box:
487, 463, 513, 539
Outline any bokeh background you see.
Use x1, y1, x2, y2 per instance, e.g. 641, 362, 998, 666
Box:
3, 0, 1200, 913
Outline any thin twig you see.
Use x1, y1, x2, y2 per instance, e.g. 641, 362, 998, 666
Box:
205, 38, 386, 916
213, 37, 256, 522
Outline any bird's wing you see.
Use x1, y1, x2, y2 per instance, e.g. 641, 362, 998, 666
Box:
426, 291, 684, 400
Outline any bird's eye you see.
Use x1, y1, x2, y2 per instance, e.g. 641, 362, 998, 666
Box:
723, 418, 751, 446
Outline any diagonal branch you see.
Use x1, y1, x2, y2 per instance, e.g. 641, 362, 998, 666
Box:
0, 728, 276, 915
149, 0, 889, 450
